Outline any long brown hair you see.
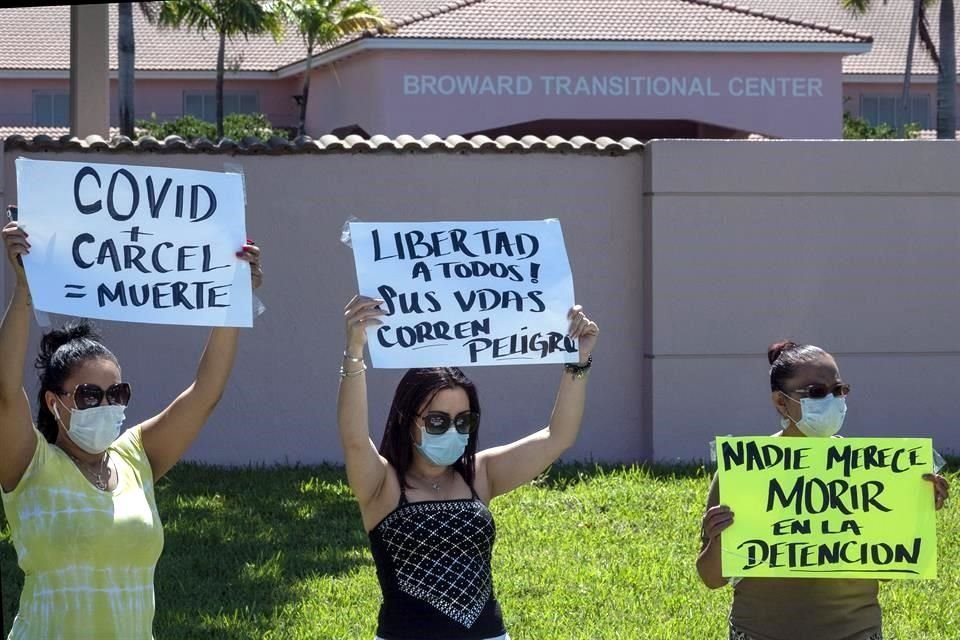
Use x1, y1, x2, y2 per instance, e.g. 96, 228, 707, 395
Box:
379, 368, 481, 490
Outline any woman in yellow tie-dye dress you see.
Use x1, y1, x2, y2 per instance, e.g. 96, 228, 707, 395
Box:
0, 213, 263, 639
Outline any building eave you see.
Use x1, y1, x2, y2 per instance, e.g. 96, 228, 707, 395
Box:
0, 69, 279, 80
276, 38, 873, 78
843, 73, 940, 84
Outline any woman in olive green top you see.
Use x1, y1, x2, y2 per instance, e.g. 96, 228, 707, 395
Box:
696, 341, 949, 640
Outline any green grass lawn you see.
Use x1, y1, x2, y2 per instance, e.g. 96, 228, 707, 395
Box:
1, 461, 957, 639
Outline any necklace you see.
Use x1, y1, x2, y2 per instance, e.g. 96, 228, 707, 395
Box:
68, 451, 110, 491
411, 469, 448, 493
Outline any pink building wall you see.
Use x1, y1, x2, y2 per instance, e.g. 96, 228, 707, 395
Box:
306, 50, 844, 138
0, 77, 300, 129
0, 79, 71, 126
304, 51, 388, 136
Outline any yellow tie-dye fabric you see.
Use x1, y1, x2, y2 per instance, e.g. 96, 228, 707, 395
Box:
1, 425, 164, 639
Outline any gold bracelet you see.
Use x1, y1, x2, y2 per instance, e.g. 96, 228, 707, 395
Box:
342, 351, 364, 364
339, 363, 367, 378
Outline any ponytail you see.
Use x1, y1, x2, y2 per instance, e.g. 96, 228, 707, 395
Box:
34, 321, 114, 443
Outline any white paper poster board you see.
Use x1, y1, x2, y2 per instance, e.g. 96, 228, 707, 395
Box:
15, 158, 252, 327
350, 220, 576, 368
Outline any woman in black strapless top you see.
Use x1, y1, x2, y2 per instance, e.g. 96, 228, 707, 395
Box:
337, 294, 599, 640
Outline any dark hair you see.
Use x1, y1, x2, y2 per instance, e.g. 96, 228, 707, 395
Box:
379, 368, 481, 490
34, 320, 116, 443
767, 340, 828, 392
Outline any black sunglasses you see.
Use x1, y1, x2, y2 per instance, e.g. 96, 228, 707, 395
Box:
787, 383, 850, 400
420, 411, 480, 435
59, 382, 132, 410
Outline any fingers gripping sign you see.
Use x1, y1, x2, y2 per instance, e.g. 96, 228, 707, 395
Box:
3, 213, 30, 285
344, 295, 386, 357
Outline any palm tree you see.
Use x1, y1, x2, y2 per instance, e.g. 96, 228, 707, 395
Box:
156, 0, 283, 139
118, 3, 135, 138
117, 3, 163, 139
279, 0, 392, 137
843, 0, 956, 139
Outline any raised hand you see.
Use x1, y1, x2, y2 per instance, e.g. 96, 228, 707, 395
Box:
343, 295, 385, 357
235, 240, 262, 289
567, 305, 599, 365
2, 217, 29, 285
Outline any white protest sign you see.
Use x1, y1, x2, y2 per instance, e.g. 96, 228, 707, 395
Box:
350, 220, 577, 368
15, 158, 252, 327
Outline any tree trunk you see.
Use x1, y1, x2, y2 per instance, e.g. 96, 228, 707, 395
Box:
900, 0, 922, 136
118, 2, 135, 138
299, 43, 313, 137
937, 0, 956, 139
216, 30, 226, 139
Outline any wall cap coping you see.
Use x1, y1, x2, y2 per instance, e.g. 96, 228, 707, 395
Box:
1, 133, 646, 155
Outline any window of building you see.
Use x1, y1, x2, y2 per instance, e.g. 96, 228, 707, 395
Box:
860, 94, 931, 130
33, 91, 70, 126
183, 91, 259, 121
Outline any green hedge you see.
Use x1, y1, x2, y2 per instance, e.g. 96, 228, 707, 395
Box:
136, 113, 285, 142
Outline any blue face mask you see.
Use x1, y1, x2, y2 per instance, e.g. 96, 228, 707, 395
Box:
415, 426, 469, 466
780, 394, 847, 437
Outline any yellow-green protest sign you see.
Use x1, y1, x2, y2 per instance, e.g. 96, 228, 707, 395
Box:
716, 436, 937, 580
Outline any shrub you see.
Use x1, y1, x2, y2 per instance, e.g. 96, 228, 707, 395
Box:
136, 112, 284, 141
843, 112, 920, 139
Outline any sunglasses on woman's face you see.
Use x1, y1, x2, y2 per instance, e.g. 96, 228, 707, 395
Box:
420, 411, 480, 435
59, 382, 132, 410
787, 382, 850, 400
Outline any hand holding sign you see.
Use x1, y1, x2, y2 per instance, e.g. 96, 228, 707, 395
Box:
343, 295, 386, 358
2, 218, 29, 286
236, 241, 263, 290
924, 473, 950, 510
701, 504, 734, 546
567, 304, 599, 365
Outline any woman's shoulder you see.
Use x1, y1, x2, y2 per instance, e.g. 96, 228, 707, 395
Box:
109, 425, 151, 471
2, 430, 61, 501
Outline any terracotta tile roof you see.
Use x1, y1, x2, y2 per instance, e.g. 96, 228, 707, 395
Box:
378, 0, 871, 44
741, 0, 947, 75
0, 132, 645, 155
0, 1, 869, 76
0, 3, 476, 72
0, 4, 308, 72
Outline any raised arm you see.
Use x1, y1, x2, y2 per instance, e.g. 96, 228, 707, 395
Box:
140, 242, 261, 480
337, 295, 389, 509
0, 218, 38, 492
477, 305, 598, 500
696, 473, 734, 589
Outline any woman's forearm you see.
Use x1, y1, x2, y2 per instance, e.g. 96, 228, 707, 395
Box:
696, 539, 727, 589
0, 284, 32, 404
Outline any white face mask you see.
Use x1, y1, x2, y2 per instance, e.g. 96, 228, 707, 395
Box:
415, 426, 469, 467
54, 400, 125, 454
780, 393, 847, 438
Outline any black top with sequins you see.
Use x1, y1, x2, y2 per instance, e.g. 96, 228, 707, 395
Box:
368, 483, 506, 640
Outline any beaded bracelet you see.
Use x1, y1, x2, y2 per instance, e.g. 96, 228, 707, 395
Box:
563, 355, 593, 379
339, 363, 367, 378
